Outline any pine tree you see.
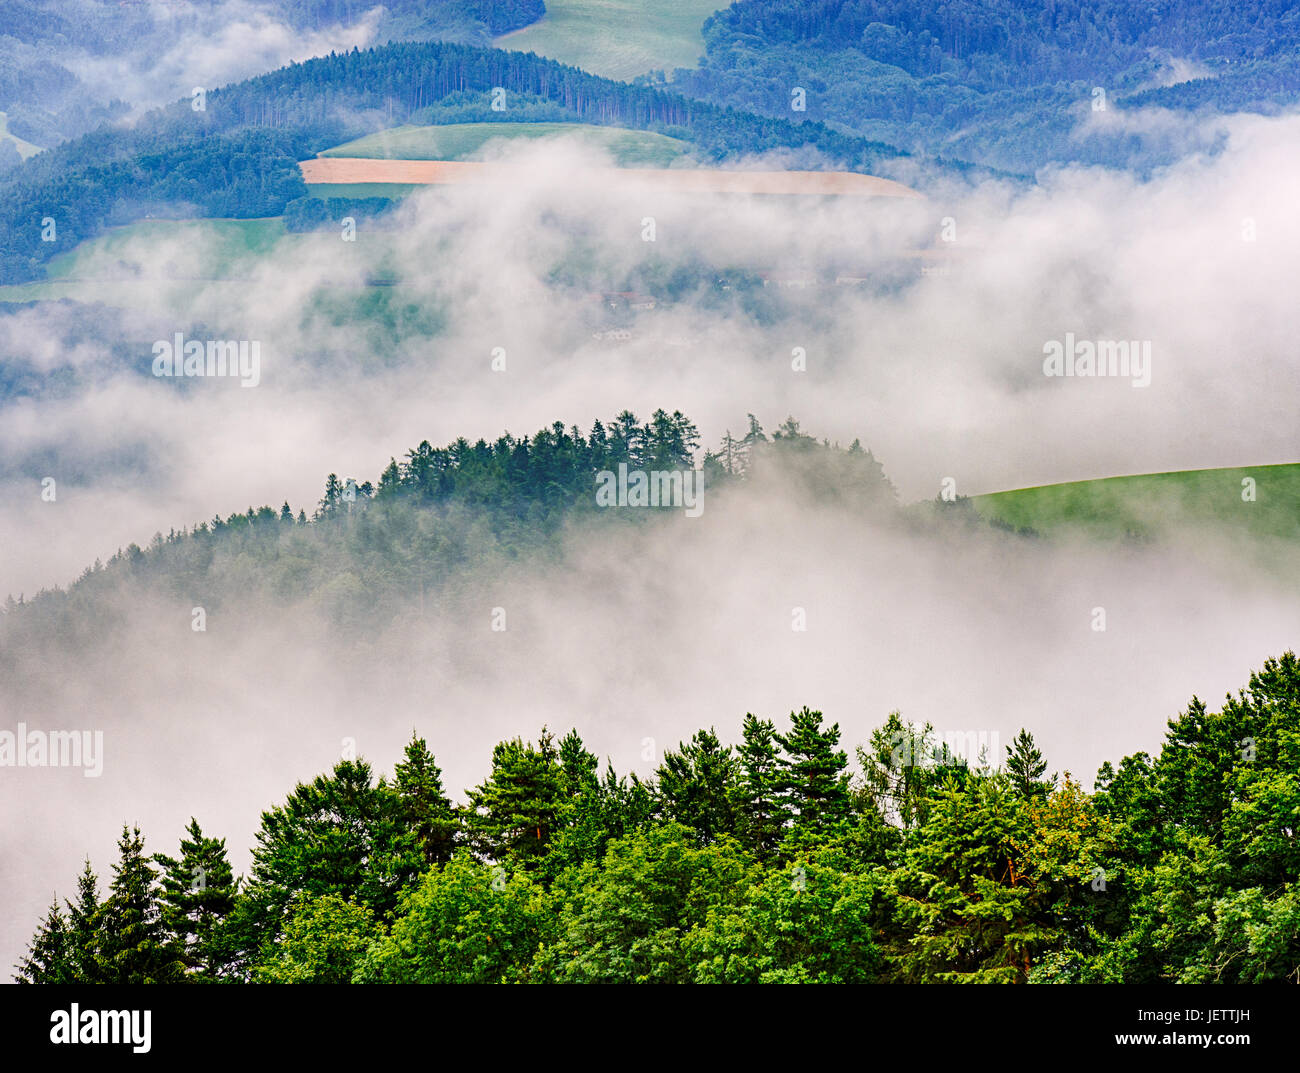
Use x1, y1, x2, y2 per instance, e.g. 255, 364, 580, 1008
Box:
95, 825, 183, 983
154, 818, 238, 980
548, 731, 617, 875
465, 729, 565, 869
558, 729, 600, 797
732, 714, 790, 859
777, 707, 852, 836
1005, 729, 1053, 798
655, 728, 738, 843
318, 473, 344, 517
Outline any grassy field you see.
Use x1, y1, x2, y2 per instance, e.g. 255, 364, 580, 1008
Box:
304, 182, 422, 199
320, 122, 692, 167
0, 219, 290, 301
972, 464, 1300, 543
494, 0, 721, 80
43, 219, 286, 278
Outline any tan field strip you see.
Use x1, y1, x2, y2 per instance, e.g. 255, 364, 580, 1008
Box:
300, 157, 923, 198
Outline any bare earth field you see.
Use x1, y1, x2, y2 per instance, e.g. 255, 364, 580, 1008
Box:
299, 157, 924, 198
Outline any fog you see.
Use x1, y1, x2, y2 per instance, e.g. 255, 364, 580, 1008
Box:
2, 113, 1299, 970
61, 1, 383, 121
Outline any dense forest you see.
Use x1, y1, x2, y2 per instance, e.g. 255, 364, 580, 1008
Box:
667, 0, 1300, 173
16, 651, 1300, 984
0, 38, 922, 285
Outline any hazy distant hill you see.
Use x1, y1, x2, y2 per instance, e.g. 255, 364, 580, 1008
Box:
0, 0, 548, 150
667, 0, 1300, 173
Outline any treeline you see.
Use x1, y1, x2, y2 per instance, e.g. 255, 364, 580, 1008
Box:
190, 39, 909, 166
17, 652, 1300, 983
0, 38, 916, 284
668, 0, 1300, 173
0, 411, 898, 641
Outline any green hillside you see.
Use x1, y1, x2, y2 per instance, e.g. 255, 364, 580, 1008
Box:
320, 122, 692, 167
494, 0, 721, 80
0, 219, 301, 302
972, 464, 1300, 543
303, 182, 422, 199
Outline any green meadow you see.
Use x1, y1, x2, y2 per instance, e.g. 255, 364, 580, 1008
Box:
320, 122, 692, 168
972, 464, 1300, 543
494, 0, 721, 80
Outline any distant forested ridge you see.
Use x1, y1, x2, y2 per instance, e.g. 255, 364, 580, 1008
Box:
16, 650, 1300, 984
0, 410, 897, 641
0, 1, 547, 149
0, 39, 919, 285
667, 0, 1300, 173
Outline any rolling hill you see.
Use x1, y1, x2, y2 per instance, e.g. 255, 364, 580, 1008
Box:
971, 464, 1300, 544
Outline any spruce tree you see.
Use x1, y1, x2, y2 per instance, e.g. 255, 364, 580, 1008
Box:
95, 825, 183, 983
155, 818, 238, 980
14, 901, 73, 983
391, 733, 458, 866
1005, 729, 1053, 798
732, 714, 790, 859
60, 858, 103, 982
655, 728, 738, 843
777, 707, 852, 836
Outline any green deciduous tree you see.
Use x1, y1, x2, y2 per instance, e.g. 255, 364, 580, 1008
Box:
254, 894, 378, 984
354, 854, 548, 983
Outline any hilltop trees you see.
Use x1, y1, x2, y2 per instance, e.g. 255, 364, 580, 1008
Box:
18, 652, 1300, 983
0, 35, 913, 285
465, 731, 566, 870
389, 734, 459, 869
732, 714, 789, 860
777, 707, 853, 839
655, 729, 739, 844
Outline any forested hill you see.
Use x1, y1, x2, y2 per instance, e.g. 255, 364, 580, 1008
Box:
0, 1, 548, 150
668, 0, 1300, 173
0, 411, 898, 645
0, 38, 929, 285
